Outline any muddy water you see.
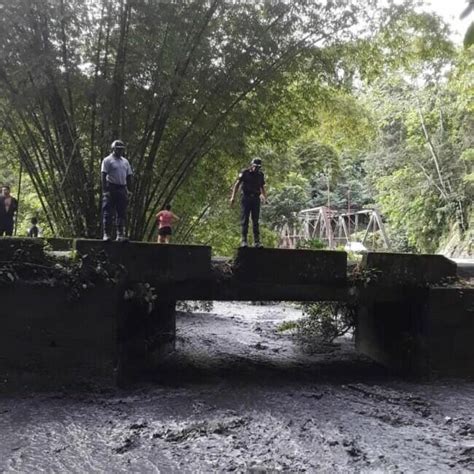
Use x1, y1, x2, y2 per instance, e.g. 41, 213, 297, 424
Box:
1, 302, 473, 472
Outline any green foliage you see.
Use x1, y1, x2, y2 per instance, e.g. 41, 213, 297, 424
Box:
0, 0, 469, 259
0, 146, 48, 237
0, 245, 125, 302
298, 302, 356, 347
183, 4, 472, 255
16, 183, 49, 237
0, 0, 370, 239
277, 302, 356, 351
340, 7, 455, 82
293, 138, 341, 186
348, 264, 381, 286
186, 200, 242, 256
376, 167, 446, 252
308, 154, 374, 211
276, 320, 298, 333
185, 194, 278, 256
263, 172, 309, 228
311, 92, 376, 152
296, 238, 326, 250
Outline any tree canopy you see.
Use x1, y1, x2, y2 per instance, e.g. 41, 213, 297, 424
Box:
0, 0, 371, 238
0, 0, 471, 256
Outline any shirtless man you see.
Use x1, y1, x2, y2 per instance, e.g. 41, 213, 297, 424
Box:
0, 186, 18, 236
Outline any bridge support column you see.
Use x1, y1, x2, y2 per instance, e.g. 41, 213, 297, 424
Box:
355, 252, 474, 377
0, 284, 121, 390
356, 291, 426, 374
0, 280, 178, 390
356, 287, 474, 377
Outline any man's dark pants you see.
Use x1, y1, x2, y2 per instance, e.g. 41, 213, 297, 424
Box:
0, 218, 14, 236
241, 194, 260, 243
102, 184, 128, 234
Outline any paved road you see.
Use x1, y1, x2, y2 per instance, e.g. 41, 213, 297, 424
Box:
450, 258, 474, 279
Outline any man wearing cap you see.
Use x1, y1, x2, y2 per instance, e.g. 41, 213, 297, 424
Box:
101, 140, 133, 241
230, 158, 267, 248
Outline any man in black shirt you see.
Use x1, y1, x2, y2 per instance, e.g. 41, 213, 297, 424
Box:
230, 158, 267, 247
0, 185, 18, 236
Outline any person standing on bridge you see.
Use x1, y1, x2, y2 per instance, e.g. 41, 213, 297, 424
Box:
156, 204, 180, 244
0, 185, 18, 237
101, 140, 133, 241
27, 216, 40, 238
230, 158, 267, 248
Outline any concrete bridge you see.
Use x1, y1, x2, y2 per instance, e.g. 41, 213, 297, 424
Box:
0, 238, 472, 389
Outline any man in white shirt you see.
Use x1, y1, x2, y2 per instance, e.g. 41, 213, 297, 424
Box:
101, 140, 133, 241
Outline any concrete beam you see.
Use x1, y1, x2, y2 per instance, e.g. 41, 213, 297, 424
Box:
154, 280, 350, 302
362, 252, 457, 286
74, 240, 212, 284
233, 248, 347, 285
45, 237, 73, 251
0, 237, 45, 262
73, 243, 349, 301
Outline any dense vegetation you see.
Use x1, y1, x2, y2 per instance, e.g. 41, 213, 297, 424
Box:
0, 0, 472, 255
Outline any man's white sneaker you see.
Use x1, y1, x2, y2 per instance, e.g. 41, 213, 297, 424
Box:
103, 234, 111, 241
240, 240, 248, 248
116, 234, 128, 242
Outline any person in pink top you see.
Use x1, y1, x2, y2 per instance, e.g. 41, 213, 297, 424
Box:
156, 204, 179, 244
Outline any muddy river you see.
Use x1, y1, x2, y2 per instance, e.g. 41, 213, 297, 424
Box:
0, 302, 473, 472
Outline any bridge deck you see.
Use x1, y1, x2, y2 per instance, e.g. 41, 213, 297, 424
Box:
74, 240, 350, 301
72, 240, 459, 301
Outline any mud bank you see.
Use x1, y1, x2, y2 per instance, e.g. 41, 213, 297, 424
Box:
0, 302, 473, 472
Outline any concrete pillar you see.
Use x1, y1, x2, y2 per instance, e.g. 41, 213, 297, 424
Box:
0, 284, 120, 391
0, 281, 178, 390
356, 287, 474, 377
355, 252, 467, 376
422, 287, 474, 377
356, 291, 426, 374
